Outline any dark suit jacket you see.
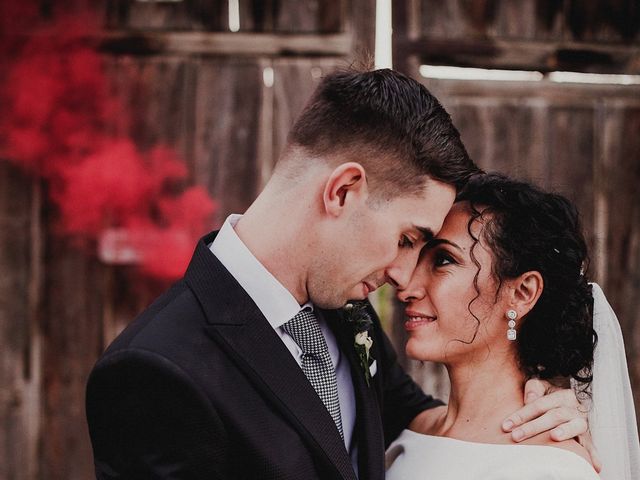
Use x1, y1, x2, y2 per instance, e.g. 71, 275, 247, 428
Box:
86, 231, 442, 479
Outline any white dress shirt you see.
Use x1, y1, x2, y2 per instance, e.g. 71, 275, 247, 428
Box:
210, 215, 357, 460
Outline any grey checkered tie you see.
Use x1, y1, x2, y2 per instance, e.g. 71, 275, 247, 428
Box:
283, 309, 344, 440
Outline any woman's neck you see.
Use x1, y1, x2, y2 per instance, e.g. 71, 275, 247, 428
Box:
436, 352, 527, 443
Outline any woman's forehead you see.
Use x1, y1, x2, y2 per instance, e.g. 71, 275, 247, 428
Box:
439, 203, 479, 237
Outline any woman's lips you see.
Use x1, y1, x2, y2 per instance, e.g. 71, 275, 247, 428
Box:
404, 312, 436, 331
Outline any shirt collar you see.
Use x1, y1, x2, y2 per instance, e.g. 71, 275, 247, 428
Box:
210, 214, 312, 329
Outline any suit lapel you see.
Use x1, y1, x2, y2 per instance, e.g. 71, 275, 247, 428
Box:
324, 309, 386, 480
185, 234, 356, 480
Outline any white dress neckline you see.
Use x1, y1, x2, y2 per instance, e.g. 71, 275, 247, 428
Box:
407, 429, 591, 458
386, 429, 599, 479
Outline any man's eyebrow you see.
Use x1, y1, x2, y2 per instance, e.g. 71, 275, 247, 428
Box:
425, 238, 463, 251
415, 226, 435, 242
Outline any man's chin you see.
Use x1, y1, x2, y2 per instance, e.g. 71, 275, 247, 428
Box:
308, 285, 368, 310
342, 287, 368, 304
308, 293, 351, 310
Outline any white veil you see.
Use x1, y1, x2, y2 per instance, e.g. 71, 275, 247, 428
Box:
587, 283, 640, 480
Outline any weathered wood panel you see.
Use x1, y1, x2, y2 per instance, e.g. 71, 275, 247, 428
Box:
342, 0, 376, 61
102, 54, 274, 226
597, 105, 640, 418
274, 0, 343, 33
105, 0, 344, 33
41, 236, 107, 479
106, 0, 228, 31
271, 58, 344, 162
442, 100, 547, 178
99, 31, 353, 58
433, 98, 596, 239
104, 55, 196, 159
193, 58, 264, 221
0, 167, 42, 480
394, 1, 640, 74
418, 0, 640, 43
546, 105, 596, 251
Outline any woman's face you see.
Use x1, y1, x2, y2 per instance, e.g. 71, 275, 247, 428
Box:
398, 202, 511, 364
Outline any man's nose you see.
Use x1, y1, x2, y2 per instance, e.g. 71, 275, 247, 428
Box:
395, 263, 427, 303
385, 251, 420, 291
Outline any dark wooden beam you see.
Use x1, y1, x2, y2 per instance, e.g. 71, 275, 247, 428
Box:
398, 36, 640, 75
98, 31, 353, 57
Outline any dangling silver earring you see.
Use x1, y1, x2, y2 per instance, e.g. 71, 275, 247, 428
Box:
506, 310, 517, 341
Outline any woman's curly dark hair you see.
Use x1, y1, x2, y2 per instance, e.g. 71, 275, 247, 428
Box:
457, 173, 596, 388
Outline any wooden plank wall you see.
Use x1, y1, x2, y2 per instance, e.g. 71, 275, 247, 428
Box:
0, 1, 374, 479
0, 168, 42, 480
392, 1, 640, 429
415, 0, 640, 43
394, 0, 640, 74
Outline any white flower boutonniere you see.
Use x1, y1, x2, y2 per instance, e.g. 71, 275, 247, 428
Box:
344, 302, 374, 386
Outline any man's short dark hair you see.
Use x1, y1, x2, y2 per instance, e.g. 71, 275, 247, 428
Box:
283, 68, 480, 198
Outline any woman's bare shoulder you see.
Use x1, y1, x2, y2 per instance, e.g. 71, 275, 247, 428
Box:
408, 405, 447, 434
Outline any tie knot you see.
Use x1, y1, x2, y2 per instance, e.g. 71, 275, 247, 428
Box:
283, 309, 327, 355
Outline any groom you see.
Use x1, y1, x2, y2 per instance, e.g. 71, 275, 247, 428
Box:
86, 68, 591, 479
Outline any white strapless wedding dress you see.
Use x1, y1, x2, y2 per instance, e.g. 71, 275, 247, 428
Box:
385, 430, 599, 479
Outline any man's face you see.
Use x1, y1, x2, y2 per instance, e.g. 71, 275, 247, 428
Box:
308, 177, 456, 309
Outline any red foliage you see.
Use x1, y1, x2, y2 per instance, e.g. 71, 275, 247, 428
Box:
0, 2, 217, 280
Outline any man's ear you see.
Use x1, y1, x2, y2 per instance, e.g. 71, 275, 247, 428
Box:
322, 162, 368, 216
507, 271, 544, 318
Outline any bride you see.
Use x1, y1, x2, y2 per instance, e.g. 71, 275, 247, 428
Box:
386, 173, 640, 479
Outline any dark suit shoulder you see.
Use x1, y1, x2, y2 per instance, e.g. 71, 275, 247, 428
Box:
86, 278, 236, 478
103, 280, 197, 349
87, 341, 230, 479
